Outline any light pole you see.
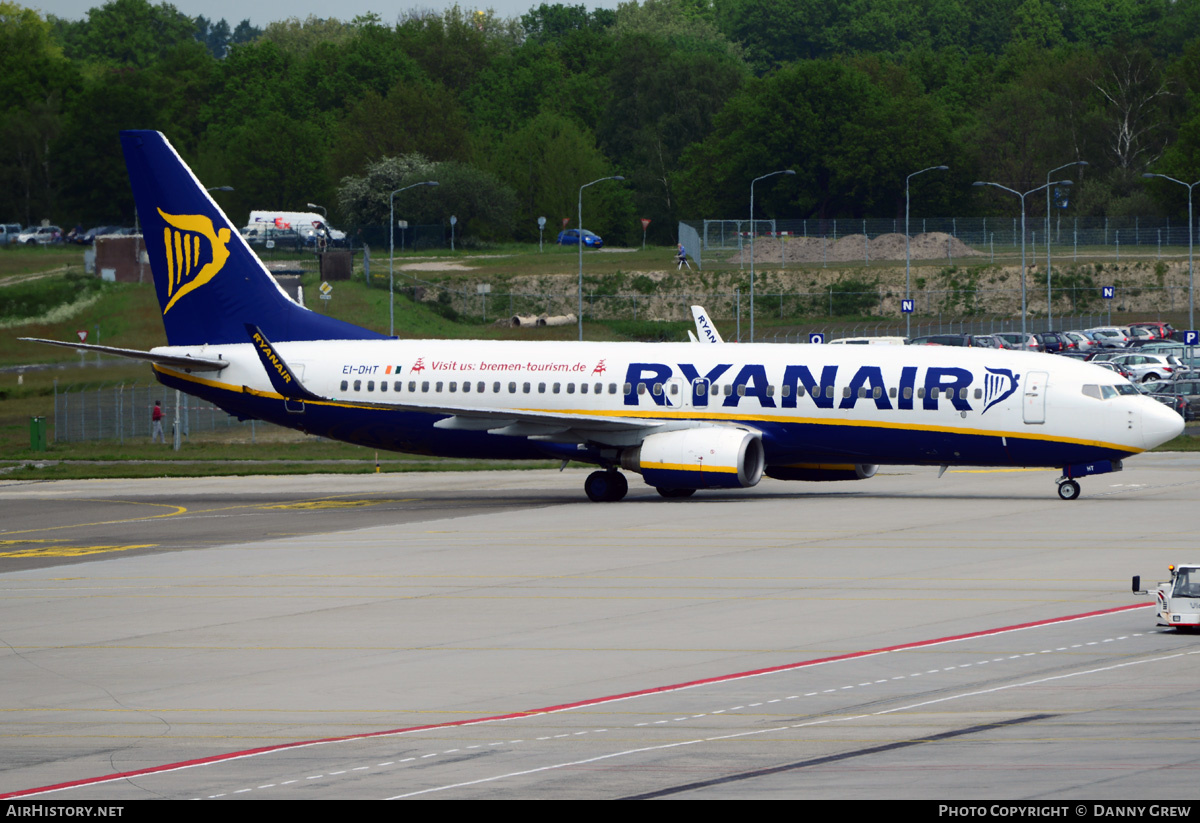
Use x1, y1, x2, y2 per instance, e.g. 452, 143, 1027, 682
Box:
306, 202, 327, 219
1142, 173, 1198, 332
905, 165, 948, 338
578, 175, 623, 341
1044, 161, 1087, 328
206, 186, 234, 193
973, 179, 1073, 337
749, 169, 795, 341
389, 181, 439, 336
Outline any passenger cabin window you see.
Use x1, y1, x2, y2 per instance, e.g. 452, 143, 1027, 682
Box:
340, 380, 348, 391
353, 380, 361, 391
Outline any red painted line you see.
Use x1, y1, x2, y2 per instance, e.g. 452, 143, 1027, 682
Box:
1, 602, 1152, 799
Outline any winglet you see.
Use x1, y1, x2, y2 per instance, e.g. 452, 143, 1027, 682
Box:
245, 324, 324, 402
690, 305, 723, 343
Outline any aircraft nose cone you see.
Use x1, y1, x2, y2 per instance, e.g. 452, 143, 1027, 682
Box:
1142, 398, 1185, 450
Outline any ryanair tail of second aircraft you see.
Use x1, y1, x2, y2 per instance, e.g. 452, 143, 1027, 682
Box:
21, 132, 1186, 501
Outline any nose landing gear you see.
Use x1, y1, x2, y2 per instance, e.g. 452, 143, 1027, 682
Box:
1056, 478, 1081, 500
1055, 459, 1123, 500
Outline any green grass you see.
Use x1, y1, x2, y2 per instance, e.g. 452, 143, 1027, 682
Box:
1152, 433, 1200, 452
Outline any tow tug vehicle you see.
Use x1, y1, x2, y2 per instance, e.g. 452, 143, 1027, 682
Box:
1132, 565, 1200, 629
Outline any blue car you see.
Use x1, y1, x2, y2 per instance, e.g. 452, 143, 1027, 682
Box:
557, 229, 603, 248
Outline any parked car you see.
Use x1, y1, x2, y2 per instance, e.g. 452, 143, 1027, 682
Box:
0, 223, 21, 244
908, 333, 980, 346
16, 225, 62, 245
973, 334, 1011, 349
1086, 327, 1130, 347
1101, 352, 1183, 382
1092, 361, 1135, 380
1129, 321, 1174, 341
1034, 331, 1073, 353
557, 229, 603, 248
1062, 330, 1097, 351
994, 332, 1041, 351
77, 226, 132, 245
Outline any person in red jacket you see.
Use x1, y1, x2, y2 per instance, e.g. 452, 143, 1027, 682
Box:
151, 400, 165, 444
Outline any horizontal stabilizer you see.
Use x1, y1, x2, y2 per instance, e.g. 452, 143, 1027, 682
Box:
19, 338, 229, 371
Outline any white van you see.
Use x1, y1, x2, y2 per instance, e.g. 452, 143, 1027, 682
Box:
241, 211, 345, 246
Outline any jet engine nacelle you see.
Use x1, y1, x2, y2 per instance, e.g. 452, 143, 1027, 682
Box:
764, 463, 879, 482
621, 428, 765, 490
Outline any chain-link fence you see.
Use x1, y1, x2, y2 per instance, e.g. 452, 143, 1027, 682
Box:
697, 216, 1200, 250
51, 381, 282, 444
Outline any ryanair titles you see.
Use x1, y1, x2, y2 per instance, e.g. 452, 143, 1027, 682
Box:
251, 331, 294, 385
623, 361, 1021, 414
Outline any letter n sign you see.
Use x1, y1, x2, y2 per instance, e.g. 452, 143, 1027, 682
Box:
1102, 286, 1115, 299
901, 299, 914, 313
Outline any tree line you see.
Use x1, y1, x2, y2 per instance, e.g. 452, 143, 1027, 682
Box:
2, 0, 1200, 246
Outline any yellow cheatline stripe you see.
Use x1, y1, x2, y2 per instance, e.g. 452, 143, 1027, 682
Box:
1, 544, 157, 559
154, 366, 1142, 455
0, 500, 188, 538
643, 461, 738, 474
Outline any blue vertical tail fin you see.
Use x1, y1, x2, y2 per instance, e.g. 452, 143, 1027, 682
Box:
120, 130, 385, 347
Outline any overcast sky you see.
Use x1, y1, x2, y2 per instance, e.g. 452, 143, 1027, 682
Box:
26, 0, 620, 28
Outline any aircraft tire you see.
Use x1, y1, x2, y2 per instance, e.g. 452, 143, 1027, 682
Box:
655, 487, 696, 499
1057, 479, 1081, 500
585, 470, 628, 502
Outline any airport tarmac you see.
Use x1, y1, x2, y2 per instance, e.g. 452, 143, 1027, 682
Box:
1, 455, 1198, 800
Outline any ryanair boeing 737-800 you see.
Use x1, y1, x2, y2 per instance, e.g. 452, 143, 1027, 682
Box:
22, 132, 1185, 501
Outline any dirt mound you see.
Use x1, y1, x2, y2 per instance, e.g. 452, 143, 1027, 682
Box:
726, 232, 982, 265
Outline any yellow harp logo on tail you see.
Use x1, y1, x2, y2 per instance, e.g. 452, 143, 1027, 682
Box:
158, 208, 231, 314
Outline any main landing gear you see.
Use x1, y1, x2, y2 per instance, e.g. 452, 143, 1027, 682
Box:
584, 469, 628, 502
